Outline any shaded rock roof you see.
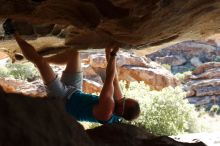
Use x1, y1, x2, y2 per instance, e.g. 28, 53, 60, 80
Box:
1, 0, 220, 52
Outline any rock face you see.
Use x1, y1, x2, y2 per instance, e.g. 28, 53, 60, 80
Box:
1, 1, 220, 52
184, 62, 220, 108
0, 85, 93, 146
84, 52, 179, 91
155, 55, 187, 66
0, 78, 46, 97
87, 124, 206, 146
147, 41, 219, 73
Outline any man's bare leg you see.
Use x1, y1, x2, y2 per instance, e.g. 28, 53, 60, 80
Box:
59, 50, 82, 89
44, 51, 70, 65
14, 33, 56, 84
63, 50, 82, 74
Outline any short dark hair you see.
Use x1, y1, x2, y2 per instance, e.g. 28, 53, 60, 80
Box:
123, 99, 140, 121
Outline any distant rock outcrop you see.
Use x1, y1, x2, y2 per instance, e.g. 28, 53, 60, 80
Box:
184, 62, 220, 108
84, 52, 179, 91
146, 41, 219, 73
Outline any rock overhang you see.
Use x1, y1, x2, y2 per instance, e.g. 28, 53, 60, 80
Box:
0, 0, 220, 55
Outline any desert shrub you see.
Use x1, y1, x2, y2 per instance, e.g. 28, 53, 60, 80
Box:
174, 71, 192, 83
161, 64, 171, 71
0, 66, 10, 78
209, 105, 220, 116
120, 81, 204, 136
0, 62, 40, 81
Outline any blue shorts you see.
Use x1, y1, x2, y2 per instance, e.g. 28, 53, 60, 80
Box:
45, 71, 83, 99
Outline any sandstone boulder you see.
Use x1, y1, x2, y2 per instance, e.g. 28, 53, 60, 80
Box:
118, 65, 178, 90
88, 54, 107, 68
184, 62, 220, 107
192, 62, 220, 75
87, 52, 179, 90
155, 55, 187, 66
82, 63, 103, 84
0, 85, 93, 146
0, 78, 46, 97
190, 57, 203, 67
190, 68, 220, 80
83, 79, 102, 94
147, 41, 218, 73
147, 41, 217, 61
87, 124, 206, 146
189, 79, 220, 97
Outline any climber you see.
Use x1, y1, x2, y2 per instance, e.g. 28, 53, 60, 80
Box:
3, 19, 140, 124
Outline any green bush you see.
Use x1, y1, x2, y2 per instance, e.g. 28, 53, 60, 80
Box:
0, 66, 10, 78
0, 61, 40, 81
161, 64, 171, 71
120, 81, 204, 136
174, 71, 192, 83
209, 105, 220, 116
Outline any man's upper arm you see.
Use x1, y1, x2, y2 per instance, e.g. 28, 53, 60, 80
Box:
93, 80, 115, 121
93, 96, 114, 121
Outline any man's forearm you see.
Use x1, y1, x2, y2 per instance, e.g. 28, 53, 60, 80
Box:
113, 73, 123, 100
93, 55, 116, 121
105, 56, 116, 82
105, 48, 123, 100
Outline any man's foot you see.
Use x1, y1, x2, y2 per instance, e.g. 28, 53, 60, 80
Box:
3, 19, 15, 35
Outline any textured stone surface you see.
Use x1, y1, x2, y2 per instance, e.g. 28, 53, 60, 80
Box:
87, 52, 179, 90
0, 84, 93, 146
87, 124, 206, 146
184, 62, 220, 107
83, 79, 102, 94
1, 1, 220, 53
190, 57, 203, 67
118, 65, 178, 90
155, 55, 187, 66
193, 62, 220, 75
146, 41, 218, 73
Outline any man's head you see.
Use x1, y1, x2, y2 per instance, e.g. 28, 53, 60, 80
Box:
115, 98, 140, 121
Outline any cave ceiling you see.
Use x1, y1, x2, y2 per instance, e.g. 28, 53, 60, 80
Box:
0, 0, 220, 59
